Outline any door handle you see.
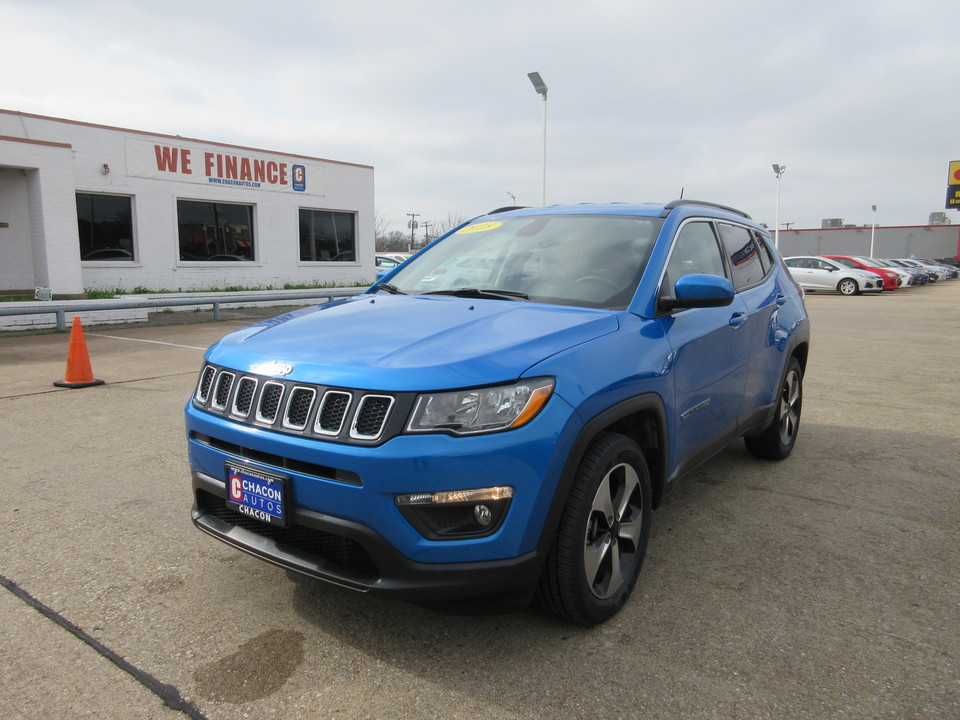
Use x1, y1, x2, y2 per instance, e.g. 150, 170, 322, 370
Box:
728, 313, 747, 328
776, 294, 787, 306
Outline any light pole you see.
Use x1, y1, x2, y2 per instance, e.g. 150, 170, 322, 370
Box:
870, 204, 877, 257
507, 191, 516, 205
527, 71, 548, 206
772, 164, 786, 249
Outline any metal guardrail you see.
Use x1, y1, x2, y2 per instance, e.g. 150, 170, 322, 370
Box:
0, 289, 362, 330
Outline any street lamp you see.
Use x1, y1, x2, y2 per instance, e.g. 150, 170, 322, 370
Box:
528, 71, 548, 206
870, 204, 877, 257
772, 164, 786, 249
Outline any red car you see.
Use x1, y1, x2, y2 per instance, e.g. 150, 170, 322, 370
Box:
824, 255, 902, 291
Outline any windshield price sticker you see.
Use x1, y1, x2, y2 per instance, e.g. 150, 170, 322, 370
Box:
456, 221, 502, 234
225, 464, 288, 527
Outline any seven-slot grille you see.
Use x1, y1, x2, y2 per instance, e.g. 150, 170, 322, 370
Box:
194, 364, 398, 444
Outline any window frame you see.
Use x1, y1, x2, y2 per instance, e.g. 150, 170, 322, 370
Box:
716, 221, 770, 292
657, 217, 777, 313
298, 207, 358, 264
76, 191, 137, 263
657, 219, 728, 310
176, 198, 257, 263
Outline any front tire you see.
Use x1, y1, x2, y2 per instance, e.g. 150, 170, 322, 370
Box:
536, 432, 652, 625
838, 278, 859, 295
745, 357, 803, 460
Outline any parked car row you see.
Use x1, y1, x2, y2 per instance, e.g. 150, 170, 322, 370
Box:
783, 254, 959, 295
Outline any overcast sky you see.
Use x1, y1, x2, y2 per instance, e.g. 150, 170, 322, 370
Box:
3, 0, 958, 236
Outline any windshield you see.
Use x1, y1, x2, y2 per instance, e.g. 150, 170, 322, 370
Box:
375, 214, 663, 310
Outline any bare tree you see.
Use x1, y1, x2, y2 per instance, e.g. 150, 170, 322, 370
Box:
374, 212, 392, 244
377, 230, 410, 253
431, 213, 469, 239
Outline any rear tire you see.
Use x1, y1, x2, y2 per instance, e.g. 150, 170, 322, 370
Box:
535, 432, 652, 625
745, 357, 803, 460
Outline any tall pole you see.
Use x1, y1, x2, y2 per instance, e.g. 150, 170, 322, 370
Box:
772, 164, 786, 249
870, 204, 877, 257
528, 72, 548, 206
540, 92, 547, 206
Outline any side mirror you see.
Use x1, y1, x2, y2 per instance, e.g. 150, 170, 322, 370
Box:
661, 273, 735, 311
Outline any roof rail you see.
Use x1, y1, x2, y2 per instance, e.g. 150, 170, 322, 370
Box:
661, 199, 752, 220
486, 205, 528, 215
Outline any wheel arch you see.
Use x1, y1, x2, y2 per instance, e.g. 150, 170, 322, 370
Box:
536, 394, 668, 557
791, 339, 810, 376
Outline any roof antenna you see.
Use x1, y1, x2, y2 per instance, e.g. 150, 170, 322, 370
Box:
679, 187, 685, 199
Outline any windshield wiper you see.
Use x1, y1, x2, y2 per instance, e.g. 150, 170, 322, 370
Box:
423, 288, 529, 301
376, 283, 406, 295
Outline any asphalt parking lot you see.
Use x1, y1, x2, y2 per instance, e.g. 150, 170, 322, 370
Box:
1, 284, 958, 720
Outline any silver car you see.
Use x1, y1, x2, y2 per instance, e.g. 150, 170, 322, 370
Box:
784, 256, 885, 295
898, 259, 953, 281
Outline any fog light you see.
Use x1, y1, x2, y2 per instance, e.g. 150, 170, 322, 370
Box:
474, 504, 492, 527
395, 486, 513, 540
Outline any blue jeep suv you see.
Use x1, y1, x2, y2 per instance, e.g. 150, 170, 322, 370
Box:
187, 200, 810, 624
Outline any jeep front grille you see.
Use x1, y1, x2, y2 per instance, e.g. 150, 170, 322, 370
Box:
315, 391, 351, 435
193, 364, 406, 445
351, 396, 395, 439
284, 387, 316, 430
232, 377, 258, 417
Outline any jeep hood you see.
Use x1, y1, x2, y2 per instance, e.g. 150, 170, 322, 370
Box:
205, 295, 619, 390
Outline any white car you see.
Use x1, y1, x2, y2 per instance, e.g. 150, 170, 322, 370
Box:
784, 256, 885, 295
896, 259, 951, 282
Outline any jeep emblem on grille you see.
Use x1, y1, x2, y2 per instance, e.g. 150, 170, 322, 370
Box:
261, 360, 293, 376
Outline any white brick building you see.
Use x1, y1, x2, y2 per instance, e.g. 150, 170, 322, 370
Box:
0, 109, 375, 296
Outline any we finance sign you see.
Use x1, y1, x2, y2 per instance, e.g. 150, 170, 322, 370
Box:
124, 138, 322, 195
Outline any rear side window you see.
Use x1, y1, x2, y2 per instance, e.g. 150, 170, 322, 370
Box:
752, 230, 776, 274
718, 223, 765, 290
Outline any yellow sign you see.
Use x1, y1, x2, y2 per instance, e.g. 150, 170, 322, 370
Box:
949, 161, 960, 185
456, 221, 502, 234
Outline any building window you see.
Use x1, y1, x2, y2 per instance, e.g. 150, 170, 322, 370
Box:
299, 209, 356, 262
77, 193, 135, 261
178, 200, 254, 261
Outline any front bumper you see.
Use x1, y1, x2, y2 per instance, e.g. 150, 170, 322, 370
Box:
186, 393, 577, 602
191, 470, 541, 605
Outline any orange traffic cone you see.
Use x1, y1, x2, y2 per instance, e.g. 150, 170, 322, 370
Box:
54, 317, 105, 389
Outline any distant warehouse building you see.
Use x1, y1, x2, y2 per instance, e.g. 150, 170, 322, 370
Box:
0, 109, 374, 297
776, 223, 960, 260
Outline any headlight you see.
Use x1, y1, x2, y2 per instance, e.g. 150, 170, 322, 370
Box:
406, 378, 554, 435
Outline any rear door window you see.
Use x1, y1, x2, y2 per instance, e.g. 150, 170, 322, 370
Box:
718, 223, 765, 290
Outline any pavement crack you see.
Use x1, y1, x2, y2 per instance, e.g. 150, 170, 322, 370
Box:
0, 573, 211, 720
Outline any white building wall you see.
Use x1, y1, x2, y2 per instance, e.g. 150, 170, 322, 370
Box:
0, 167, 34, 288
0, 134, 85, 294
0, 109, 375, 295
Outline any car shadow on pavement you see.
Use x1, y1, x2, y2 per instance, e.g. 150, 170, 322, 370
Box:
265, 420, 958, 719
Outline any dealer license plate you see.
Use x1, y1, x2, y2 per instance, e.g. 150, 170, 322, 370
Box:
225, 463, 288, 527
